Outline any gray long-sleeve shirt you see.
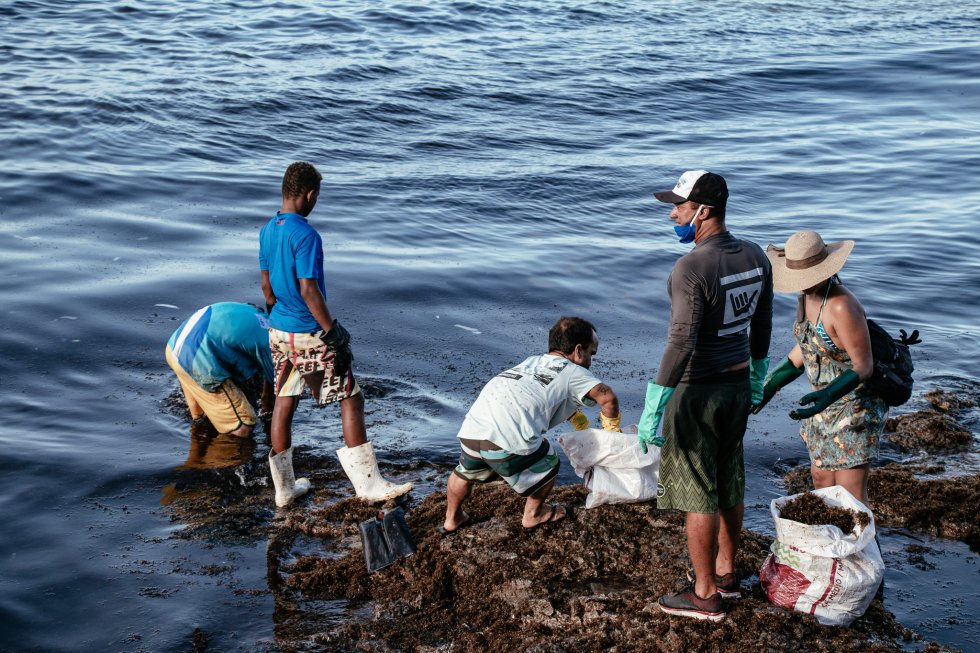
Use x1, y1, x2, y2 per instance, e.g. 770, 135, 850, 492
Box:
656, 231, 773, 387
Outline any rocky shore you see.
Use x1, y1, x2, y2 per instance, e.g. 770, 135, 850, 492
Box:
162, 386, 977, 652
265, 483, 957, 652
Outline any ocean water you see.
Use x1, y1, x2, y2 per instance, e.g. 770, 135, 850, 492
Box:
1, 1, 978, 651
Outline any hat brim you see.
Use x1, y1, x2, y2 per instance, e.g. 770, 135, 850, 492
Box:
654, 190, 686, 204
767, 240, 855, 293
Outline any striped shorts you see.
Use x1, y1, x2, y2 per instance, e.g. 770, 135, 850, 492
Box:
454, 438, 560, 498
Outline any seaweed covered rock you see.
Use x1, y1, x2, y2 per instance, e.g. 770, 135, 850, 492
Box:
266, 484, 955, 652
868, 465, 980, 550
925, 388, 976, 413
884, 387, 975, 452
782, 465, 814, 495
885, 412, 972, 451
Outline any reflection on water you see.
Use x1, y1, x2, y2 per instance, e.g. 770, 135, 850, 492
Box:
174, 421, 257, 472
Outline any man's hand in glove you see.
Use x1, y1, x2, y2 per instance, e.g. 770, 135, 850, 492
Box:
637, 382, 674, 454
569, 410, 590, 431
599, 411, 622, 433
319, 321, 353, 381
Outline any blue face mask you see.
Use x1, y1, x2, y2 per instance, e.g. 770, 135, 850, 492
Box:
673, 204, 705, 244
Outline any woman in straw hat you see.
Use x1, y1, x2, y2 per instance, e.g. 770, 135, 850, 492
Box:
751, 230, 887, 507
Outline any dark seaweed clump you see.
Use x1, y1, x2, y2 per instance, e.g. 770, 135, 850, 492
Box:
884, 388, 974, 452
779, 492, 869, 534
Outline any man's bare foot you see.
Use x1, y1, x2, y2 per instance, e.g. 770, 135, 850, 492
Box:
522, 503, 567, 530
439, 511, 473, 535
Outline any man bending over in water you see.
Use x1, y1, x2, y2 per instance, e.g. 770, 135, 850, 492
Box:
165, 301, 274, 438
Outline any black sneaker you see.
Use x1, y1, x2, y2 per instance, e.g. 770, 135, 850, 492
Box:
686, 568, 742, 599
658, 586, 726, 621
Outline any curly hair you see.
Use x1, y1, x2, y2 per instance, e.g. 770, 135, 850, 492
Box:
281, 161, 322, 198
548, 316, 597, 354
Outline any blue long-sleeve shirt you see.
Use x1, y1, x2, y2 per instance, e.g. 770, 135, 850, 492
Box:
167, 302, 274, 392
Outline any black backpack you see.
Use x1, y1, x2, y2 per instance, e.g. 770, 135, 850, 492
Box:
864, 320, 918, 407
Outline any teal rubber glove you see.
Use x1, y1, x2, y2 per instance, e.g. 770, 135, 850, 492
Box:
637, 382, 674, 453
790, 369, 861, 420
749, 356, 770, 406
751, 357, 804, 414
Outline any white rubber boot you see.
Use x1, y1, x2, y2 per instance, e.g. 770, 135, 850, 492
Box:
269, 447, 311, 507
337, 442, 412, 502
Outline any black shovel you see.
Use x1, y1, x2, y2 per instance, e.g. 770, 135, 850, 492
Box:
359, 506, 417, 573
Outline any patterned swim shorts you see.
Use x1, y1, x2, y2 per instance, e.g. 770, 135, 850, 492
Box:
453, 438, 560, 498
268, 328, 360, 405
657, 377, 751, 514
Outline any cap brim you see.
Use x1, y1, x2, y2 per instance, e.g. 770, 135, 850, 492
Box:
654, 190, 686, 204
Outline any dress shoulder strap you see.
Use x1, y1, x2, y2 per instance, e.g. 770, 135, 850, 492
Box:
815, 279, 833, 325
814, 281, 839, 351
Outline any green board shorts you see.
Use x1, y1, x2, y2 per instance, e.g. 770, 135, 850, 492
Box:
454, 438, 560, 498
657, 377, 751, 514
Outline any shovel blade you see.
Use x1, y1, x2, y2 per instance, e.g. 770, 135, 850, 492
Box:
359, 506, 416, 573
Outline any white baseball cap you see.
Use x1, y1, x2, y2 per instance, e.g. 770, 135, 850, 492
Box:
654, 170, 729, 209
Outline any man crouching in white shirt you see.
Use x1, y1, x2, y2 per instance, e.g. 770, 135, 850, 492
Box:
442, 316, 621, 532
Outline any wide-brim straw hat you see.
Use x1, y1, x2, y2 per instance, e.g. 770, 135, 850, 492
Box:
767, 230, 854, 293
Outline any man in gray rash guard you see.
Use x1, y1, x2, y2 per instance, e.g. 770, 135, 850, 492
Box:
639, 170, 773, 622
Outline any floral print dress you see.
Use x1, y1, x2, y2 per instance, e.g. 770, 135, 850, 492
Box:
794, 309, 887, 471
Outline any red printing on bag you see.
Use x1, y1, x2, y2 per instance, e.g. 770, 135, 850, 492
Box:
810, 558, 841, 614
760, 556, 812, 609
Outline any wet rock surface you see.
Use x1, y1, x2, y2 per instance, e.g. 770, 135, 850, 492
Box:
154, 386, 978, 651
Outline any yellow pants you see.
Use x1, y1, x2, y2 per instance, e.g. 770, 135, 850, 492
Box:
165, 345, 255, 433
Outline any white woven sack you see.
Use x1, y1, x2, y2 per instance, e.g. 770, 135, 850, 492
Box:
557, 426, 660, 509
760, 485, 884, 627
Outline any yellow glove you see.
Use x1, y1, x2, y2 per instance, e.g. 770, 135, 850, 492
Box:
569, 410, 590, 431
599, 411, 622, 432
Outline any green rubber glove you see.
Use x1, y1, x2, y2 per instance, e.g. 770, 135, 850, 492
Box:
749, 356, 770, 406
637, 382, 674, 454
790, 369, 861, 420
751, 357, 804, 414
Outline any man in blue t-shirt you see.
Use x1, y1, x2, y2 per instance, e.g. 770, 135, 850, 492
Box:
258, 161, 412, 508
